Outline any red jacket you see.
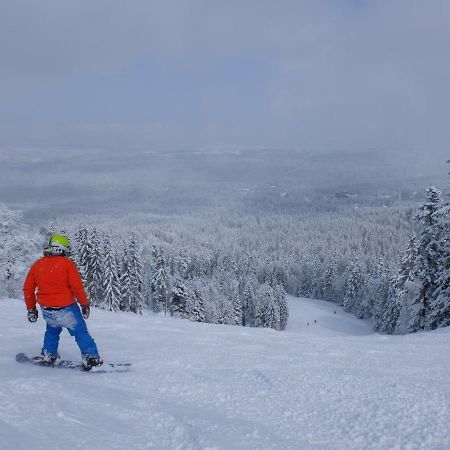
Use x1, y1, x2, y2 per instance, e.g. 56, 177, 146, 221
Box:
23, 256, 89, 310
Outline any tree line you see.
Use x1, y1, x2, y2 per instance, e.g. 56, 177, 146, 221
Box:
69, 226, 289, 330
375, 186, 450, 333
1, 186, 449, 335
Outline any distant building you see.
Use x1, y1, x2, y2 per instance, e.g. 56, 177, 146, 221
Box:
334, 191, 355, 199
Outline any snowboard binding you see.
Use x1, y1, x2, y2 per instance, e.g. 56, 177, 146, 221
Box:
81, 356, 104, 371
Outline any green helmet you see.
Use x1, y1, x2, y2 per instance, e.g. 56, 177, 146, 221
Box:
48, 234, 71, 252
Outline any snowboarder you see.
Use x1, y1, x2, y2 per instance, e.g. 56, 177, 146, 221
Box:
23, 234, 102, 370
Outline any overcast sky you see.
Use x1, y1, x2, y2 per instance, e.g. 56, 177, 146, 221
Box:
0, 0, 449, 155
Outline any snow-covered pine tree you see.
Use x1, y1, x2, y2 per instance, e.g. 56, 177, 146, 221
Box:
274, 284, 289, 330
254, 283, 280, 330
176, 253, 191, 279
215, 273, 240, 325
343, 260, 365, 317
428, 198, 450, 329
143, 264, 153, 308
0, 206, 19, 292
0, 204, 37, 298
119, 243, 132, 311
397, 237, 418, 291
209, 283, 228, 324
127, 235, 143, 313
379, 276, 400, 334
364, 257, 385, 316
188, 289, 206, 322
407, 187, 443, 332
231, 292, 243, 325
296, 262, 315, 299
376, 236, 418, 334
151, 245, 162, 262
311, 262, 325, 299
73, 227, 91, 283
151, 253, 169, 313
88, 228, 104, 307
170, 279, 189, 317
322, 259, 337, 302
372, 264, 398, 334
102, 235, 121, 311
242, 277, 258, 326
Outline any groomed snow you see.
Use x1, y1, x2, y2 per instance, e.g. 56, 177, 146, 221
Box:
1, 296, 450, 450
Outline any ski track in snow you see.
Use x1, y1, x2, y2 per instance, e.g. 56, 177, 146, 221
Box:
1, 296, 450, 450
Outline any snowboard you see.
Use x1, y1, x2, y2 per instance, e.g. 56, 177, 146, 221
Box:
16, 353, 131, 373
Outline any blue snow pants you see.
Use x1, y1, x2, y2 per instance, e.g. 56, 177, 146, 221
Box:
41, 303, 99, 358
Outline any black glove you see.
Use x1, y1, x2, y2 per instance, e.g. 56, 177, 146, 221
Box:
27, 308, 38, 323
82, 304, 90, 319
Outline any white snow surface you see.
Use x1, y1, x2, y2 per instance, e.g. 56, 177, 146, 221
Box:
1, 296, 450, 450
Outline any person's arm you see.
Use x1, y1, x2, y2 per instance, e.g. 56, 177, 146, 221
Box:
67, 260, 89, 307
23, 266, 37, 310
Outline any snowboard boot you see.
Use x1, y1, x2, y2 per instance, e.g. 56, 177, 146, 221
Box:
82, 355, 103, 371
41, 351, 58, 366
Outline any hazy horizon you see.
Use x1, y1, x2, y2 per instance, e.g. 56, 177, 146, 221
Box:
1, 1, 449, 218
1, 146, 446, 221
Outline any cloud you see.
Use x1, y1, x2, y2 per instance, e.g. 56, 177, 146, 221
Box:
0, 0, 270, 84
0, 0, 449, 152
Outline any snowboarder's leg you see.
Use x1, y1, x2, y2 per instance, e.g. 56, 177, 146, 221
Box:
41, 306, 77, 358
66, 304, 100, 358
42, 321, 63, 358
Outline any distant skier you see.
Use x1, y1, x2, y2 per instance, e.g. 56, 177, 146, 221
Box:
23, 234, 102, 370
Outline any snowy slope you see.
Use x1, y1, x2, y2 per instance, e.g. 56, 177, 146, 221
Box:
1, 296, 450, 450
